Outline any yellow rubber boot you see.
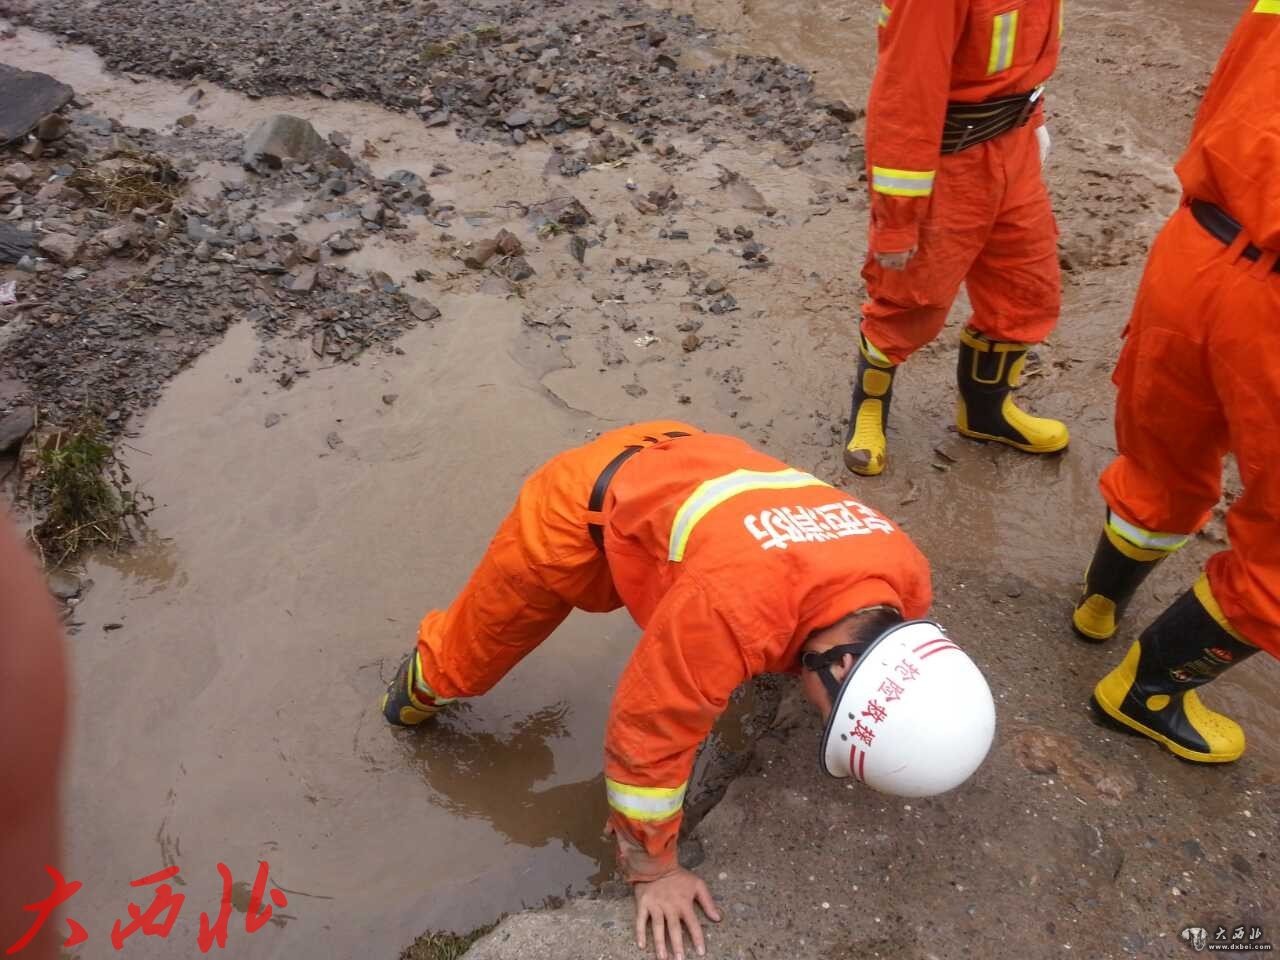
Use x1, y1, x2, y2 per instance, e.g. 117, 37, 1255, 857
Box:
843, 333, 897, 477
1072, 521, 1168, 642
1092, 577, 1258, 763
955, 327, 1068, 454
381, 650, 455, 727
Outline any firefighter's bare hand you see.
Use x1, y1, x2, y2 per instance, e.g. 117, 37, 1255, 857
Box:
874, 248, 916, 271
634, 869, 721, 960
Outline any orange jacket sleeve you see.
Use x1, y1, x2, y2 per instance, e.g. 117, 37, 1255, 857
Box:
865, 0, 966, 254
1174, 5, 1280, 250
602, 576, 759, 883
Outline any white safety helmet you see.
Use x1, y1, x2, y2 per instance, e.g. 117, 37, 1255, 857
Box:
804, 620, 995, 796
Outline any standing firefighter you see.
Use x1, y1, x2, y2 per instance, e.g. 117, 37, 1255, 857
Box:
382, 422, 996, 959
844, 0, 1068, 476
1072, 3, 1279, 763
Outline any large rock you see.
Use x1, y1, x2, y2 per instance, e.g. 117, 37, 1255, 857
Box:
0, 65, 74, 145
242, 115, 329, 170
0, 224, 35, 264
0, 405, 34, 454
36, 232, 81, 265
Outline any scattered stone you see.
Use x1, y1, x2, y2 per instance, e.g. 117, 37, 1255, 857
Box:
264, 412, 281, 428
623, 383, 648, 398
243, 114, 330, 170
648, 181, 677, 211
569, 235, 587, 264
36, 232, 81, 265
360, 202, 385, 224
495, 228, 524, 256
63, 267, 89, 282
819, 98, 862, 122
0, 405, 34, 453
325, 430, 343, 449
175, 114, 198, 129
682, 334, 701, 352
0, 65, 75, 144
408, 297, 441, 321
704, 278, 725, 295
464, 239, 499, 269
36, 113, 71, 142
381, 394, 399, 406
193, 240, 213, 262
47, 569, 83, 601
327, 233, 357, 253
503, 109, 532, 128
3, 162, 34, 184
496, 256, 535, 282
288, 267, 317, 294
742, 240, 764, 260
0, 224, 35, 264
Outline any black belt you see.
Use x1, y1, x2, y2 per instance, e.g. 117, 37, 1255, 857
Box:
587, 431, 691, 549
1190, 199, 1280, 274
941, 87, 1043, 155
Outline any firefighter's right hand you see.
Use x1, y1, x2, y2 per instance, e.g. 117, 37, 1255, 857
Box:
874, 248, 916, 271
634, 867, 722, 960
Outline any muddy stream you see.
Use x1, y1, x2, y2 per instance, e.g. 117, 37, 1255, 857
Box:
4, 1, 1277, 956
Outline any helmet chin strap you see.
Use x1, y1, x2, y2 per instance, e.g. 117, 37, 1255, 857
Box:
802, 642, 868, 701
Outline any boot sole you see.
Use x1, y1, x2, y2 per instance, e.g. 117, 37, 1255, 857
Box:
1090, 690, 1241, 764
956, 427, 1069, 454
843, 449, 884, 476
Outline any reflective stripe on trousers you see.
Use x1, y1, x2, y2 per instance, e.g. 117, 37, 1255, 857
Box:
1107, 510, 1190, 554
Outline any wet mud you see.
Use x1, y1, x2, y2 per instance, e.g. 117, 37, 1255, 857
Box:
1, 0, 1277, 957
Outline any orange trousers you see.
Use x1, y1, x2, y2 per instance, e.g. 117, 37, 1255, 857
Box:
1099, 204, 1280, 658
860, 123, 1060, 364
415, 422, 697, 698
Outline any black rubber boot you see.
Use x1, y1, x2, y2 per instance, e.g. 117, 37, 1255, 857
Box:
956, 327, 1069, 453
1093, 579, 1259, 763
1072, 527, 1165, 642
842, 333, 897, 477
381, 652, 451, 727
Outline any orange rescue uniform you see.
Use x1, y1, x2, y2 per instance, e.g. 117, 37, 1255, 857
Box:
415, 423, 932, 881
861, 0, 1063, 363
1099, 2, 1280, 657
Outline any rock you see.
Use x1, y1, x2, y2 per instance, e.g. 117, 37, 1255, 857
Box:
424, 109, 451, 127
63, 267, 88, 281
36, 232, 80, 265
47, 569, 82, 601
742, 240, 764, 260
408, 298, 441, 322
35, 113, 71, 142
496, 256, 535, 282
623, 383, 648, 398
589, 117, 606, 134
495, 229, 524, 256
193, 240, 213, 262
0, 65, 75, 144
0, 405, 34, 453
381, 394, 399, 407
327, 233, 357, 253
682, 334, 701, 352
264, 413, 281, 428
0, 224, 35, 264
819, 98, 862, 122
360, 202, 385, 224
175, 114, 198, 129
503, 110, 532, 128
242, 114, 329, 170
569, 235, 587, 264
96, 223, 137, 253
288, 267, 317, 294
648, 181, 677, 210
186, 217, 223, 244
325, 431, 343, 450
704, 278, 725, 295
536, 196, 593, 228
16, 255, 37, 273
464, 239, 499, 269
3, 162, 34, 184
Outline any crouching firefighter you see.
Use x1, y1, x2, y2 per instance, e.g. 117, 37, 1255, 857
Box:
382, 422, 996, 959
1071, 3, 1280, 764
845, 0, 1068, 476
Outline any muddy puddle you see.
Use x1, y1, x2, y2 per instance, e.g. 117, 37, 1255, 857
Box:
6, 2, 1278, 955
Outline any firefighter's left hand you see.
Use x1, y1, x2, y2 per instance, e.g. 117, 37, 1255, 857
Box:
634, 868, 722, 960
1036, 124, 1051, 167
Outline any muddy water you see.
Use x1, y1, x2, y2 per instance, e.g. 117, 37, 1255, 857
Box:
6, 1, 1278, 955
